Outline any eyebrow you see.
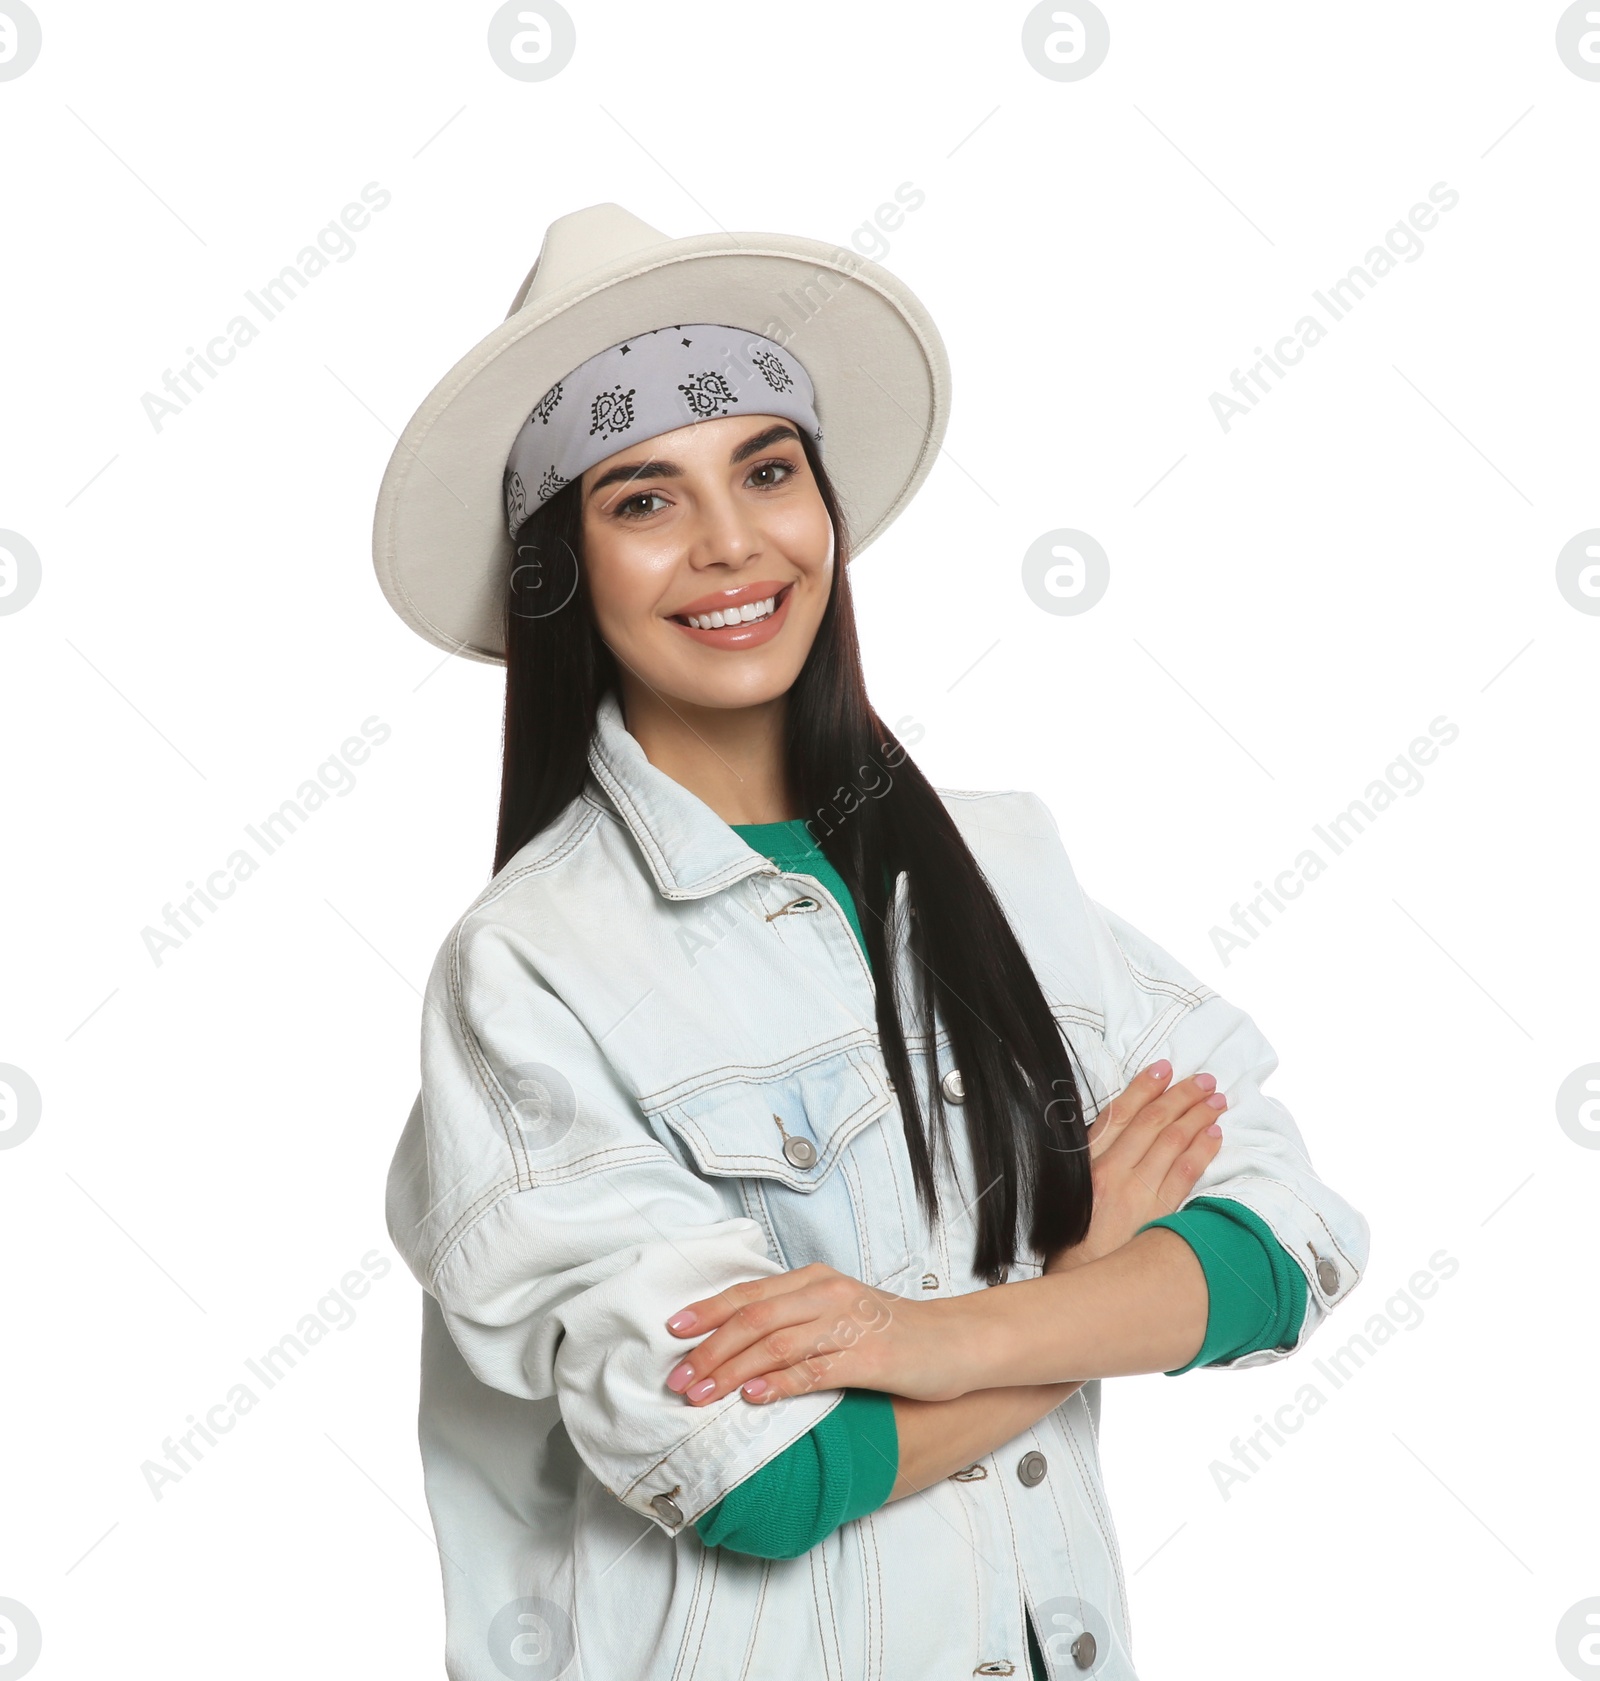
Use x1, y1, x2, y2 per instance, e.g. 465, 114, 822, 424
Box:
729, 422, 802, 463
585, 423, 804, 500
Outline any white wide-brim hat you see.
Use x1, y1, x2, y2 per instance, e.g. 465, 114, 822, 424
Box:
371, 203, 950, 665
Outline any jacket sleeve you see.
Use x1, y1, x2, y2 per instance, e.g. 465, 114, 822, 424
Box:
977, 789, 1370, 1369
385, 907, 842, 1534
1081, 885, 1370, 1367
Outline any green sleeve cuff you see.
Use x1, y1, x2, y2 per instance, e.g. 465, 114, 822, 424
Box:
1138, 1197, 1309, 1376
693, 1389, 898, 1559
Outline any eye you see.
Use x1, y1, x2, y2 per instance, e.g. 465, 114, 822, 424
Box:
613, 491, 669, 520
745, 458, 797, 489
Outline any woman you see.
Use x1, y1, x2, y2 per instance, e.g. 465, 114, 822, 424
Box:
377, 204, 1369, 1681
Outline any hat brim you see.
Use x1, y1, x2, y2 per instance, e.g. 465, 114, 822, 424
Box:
371, 231, 950, 665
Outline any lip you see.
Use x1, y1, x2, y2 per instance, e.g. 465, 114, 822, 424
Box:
667, 581, 796, 651
670, 580, 790, 619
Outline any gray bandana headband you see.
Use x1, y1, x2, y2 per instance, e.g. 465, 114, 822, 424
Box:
502, 323, 821, 536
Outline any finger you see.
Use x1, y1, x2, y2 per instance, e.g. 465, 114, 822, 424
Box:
686, 1318, 866, 1407
668, 1278, 887, 1396
735, 1351, 855, 1405
666, 1289, 823, 1393
1129, 1096, 1230, 1217
1099, 1074, 1221, 1169
1086, 1059, 1174, 1156
666, 1265, 820, 1339
1151, 1116, 1226, 1214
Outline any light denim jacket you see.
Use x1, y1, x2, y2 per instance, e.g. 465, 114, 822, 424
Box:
386, 691, 1369, 1681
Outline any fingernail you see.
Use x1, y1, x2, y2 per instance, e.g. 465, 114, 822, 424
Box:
666, 1310, 698, 1334
1206, 1093, 1228, 1110
1146, 1059, 1172, 1081
1206, 1122, 1223, 1137
666, 1362, 694, 1392
687, 1378, 717, 1403
1193, 1072, 1217, 1093
742, 1378, 769, 1400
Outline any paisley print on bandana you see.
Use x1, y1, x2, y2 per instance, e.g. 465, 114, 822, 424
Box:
501, 324, 821, 536
588, 385, 637, 439
752, 349, 794, 393
676, 371, 739, 420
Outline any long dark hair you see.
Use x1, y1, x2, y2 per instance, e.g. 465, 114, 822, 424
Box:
494, 434, 1092, 1280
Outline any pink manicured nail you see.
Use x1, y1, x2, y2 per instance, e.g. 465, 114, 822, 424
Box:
1146, 1059, 1172, 1081
1205, 1093, 1228, 1109
666, 1362, 694, 1393
742, 1379, 769, 1400
1206, 1122, 1223, 1137
1193, 1072, 1217, 1093
687, 1378, 717, 1403
666, 1310, 698, 1333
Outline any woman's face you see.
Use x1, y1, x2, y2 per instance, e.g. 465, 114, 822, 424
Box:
578, 413, 834, 712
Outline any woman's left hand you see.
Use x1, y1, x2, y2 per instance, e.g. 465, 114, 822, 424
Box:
663, 1264, 973, 1405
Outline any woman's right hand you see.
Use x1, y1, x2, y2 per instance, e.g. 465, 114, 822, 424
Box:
1043, 1060, 1227, 1274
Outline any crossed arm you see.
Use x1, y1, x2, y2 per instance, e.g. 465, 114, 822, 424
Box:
664, 1060, 1225, 1498
885, 1226, 1207, 1496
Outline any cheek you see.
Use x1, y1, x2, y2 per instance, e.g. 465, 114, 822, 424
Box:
582, 529, 676, 644
764, 498, 834, 589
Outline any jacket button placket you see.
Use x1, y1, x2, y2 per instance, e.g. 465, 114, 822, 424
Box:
948, 1436, 1022, 1677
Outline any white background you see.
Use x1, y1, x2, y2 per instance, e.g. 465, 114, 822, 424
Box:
2, 3, 1595, 1677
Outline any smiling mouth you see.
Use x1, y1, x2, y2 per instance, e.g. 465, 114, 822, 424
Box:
670, 583, 793, 632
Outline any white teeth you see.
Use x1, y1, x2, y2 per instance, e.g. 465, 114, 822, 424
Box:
685, 595, 780, 632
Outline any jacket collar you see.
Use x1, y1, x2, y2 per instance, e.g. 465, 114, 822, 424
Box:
586, 689, 773, 901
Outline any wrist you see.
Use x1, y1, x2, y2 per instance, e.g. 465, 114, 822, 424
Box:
921, 1291, 1002, 1400
1044, 1242, 1100, 1276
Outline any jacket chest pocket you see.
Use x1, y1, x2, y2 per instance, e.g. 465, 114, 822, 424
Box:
650, 1046, 915, 1286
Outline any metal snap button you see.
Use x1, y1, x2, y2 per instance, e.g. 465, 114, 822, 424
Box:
1072, 1632, 1097, 1669
782, 1135, 818, 1169
650, 1493, 683, 1527
920, 1273, 940, 1291
951, 1462, 988, 1482
1315, 1254, 1339, 1294
1017, 1450, 1047, 1487
885, 1077, 896, 1093
941, 1068, 966, 1105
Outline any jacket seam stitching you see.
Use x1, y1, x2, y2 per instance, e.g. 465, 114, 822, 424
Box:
637, 1032, 879, 1109
661, 1089, 885, 1191
472, 802, 603, 908
622, 1389, 848, 1508
1193, 1177, 1362, 1296
425, 1144, 670, 1280
736, 1563, 771, 1681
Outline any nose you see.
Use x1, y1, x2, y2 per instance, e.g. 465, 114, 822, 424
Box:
684, 483, 761, 571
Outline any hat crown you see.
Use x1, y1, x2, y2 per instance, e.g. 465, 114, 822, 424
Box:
507, 203, 671, 318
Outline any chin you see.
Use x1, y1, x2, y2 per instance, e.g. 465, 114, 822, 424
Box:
654, 653, 804, 713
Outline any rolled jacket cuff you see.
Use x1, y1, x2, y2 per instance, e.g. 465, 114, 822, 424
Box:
1138, 1195, 1307, 1376
618, 1385, 848, 1535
